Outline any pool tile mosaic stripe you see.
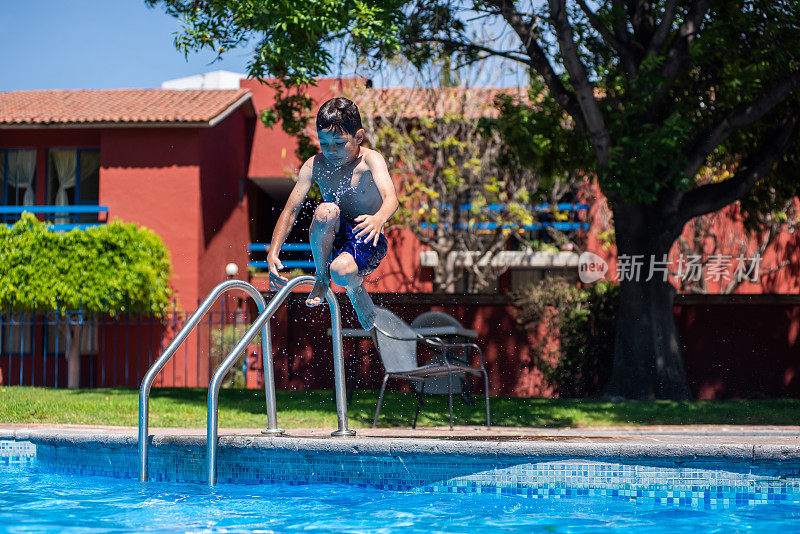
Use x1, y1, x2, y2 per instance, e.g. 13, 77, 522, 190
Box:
0, 440, 35, 466
11, 438, 800, 509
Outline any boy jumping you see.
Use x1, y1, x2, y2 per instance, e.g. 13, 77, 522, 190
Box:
267, 97, 398, 329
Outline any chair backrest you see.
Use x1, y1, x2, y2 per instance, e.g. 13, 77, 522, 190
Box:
411, 311, 463, 329
372, 307, 419, 374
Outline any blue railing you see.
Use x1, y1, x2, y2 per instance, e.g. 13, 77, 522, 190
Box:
420, 221, 590, 231
246, 203, 590, 272
0, 205, 109, 231
440, 202, 590, 212
421, 202, 589, 231
248, 242, 315, 270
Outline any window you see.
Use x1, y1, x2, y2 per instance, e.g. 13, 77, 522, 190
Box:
0, 149, 37, 208
47, 149, 100, 206
47, 149, 100, 224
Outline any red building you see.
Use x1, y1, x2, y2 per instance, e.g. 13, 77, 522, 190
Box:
0, 88, 256, 308
1, 76, 798, 397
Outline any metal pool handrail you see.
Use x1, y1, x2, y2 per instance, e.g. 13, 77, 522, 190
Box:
138, 279, 281, 483
206, 275, 355, 485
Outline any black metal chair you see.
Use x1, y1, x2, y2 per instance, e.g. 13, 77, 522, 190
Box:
410, 311, 474, 405
370, 307, 490, 429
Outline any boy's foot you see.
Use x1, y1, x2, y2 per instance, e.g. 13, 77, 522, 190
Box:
347, 284, 376, 329
305, 279, 330, 307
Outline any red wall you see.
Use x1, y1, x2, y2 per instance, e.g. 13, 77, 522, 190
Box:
675, 296, 800, 399
2, 108, 255, 309
581, 181, 800, 294
197, 108, 254, 299
240, 294, 800, 399
2, 293, 797, 398
242, 78, 360, 179
101, 127, 201, 308
252, 294, 546, 396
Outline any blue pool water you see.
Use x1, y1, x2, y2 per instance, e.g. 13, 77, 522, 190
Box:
3, 462, 800, 533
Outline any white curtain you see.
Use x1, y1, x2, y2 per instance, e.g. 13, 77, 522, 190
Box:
51, 149, 77, 206
51, 150, 77, 225
7, 150, 36, 206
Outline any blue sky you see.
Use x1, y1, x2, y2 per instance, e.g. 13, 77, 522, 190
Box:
1, 0, 255, 91
2, 1, 527, 92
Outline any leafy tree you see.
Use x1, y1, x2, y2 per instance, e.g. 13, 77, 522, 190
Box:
346, 64, 586, 292
0, 213, 172, 388
149, 0, 800, 399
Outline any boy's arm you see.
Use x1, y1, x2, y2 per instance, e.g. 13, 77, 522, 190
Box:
353, 151, 399, 246
267, 158, 315, 288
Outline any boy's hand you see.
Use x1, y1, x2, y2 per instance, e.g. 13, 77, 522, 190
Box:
267, 253, 288, 290
353, 214, 385, 246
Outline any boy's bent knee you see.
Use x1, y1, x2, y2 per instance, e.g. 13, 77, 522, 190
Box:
330, 254, 358, 286
313, 202, 340, 225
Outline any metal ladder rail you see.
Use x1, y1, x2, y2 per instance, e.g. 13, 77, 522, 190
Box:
138, 279, 283, 483
206, 274, 355, 485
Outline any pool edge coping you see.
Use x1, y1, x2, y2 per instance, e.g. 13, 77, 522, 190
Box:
3, 427, 800, 462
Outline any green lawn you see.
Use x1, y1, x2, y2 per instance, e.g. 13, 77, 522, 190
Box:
1, 386, 799, 428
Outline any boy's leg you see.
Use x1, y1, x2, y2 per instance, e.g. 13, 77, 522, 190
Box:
306, 202, 340, 307
329, 253, 375, 329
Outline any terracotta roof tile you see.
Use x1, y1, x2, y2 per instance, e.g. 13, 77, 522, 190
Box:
350, 86, 531, 119
0, 89, 253, 126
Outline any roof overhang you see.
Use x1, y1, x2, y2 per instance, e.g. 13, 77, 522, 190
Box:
0, 92, 255, 130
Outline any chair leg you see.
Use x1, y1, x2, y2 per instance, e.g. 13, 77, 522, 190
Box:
482, 370, 491, 429
412, 381, 425, 429
447, 371, 454, 430
373, 374, 389, 428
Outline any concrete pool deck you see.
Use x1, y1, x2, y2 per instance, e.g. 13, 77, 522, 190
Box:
2, 423, 799, 461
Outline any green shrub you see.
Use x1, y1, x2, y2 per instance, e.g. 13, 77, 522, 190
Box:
0, 212, 172, 314
513, 278, 618, 397
0, 213, 174, 388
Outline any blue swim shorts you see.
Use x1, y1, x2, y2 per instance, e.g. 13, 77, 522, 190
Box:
330, 217, 388, 276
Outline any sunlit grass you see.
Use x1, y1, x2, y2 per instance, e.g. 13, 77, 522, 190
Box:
1, 386, 799, 429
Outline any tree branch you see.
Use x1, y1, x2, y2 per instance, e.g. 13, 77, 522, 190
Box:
403, 37, 532, 66
658, 0, 712, 86
646, 0, 679, 56
575, 0, 637, 75
683, 72, 800, 179
482, 0, 588, 133
610, 0, 633, 51
677, 110, 800, 226
548, 0, 612, 166
627, 0, 656, 57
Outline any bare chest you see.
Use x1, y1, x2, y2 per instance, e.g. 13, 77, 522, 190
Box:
316, 164, 382, 217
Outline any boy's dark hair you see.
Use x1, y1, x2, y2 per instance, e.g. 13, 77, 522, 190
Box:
316, 97, 362, 136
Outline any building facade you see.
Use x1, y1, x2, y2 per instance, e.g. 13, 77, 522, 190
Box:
1, 75, 798, 395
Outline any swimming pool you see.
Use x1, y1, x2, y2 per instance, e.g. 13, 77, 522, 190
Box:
4, 431, 800, 532
3, 455, 800, 533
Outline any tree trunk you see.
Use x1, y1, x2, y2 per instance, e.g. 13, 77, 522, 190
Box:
603, 203, 692, 400
63, 322, 81, 389
432, 245, 464, 293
